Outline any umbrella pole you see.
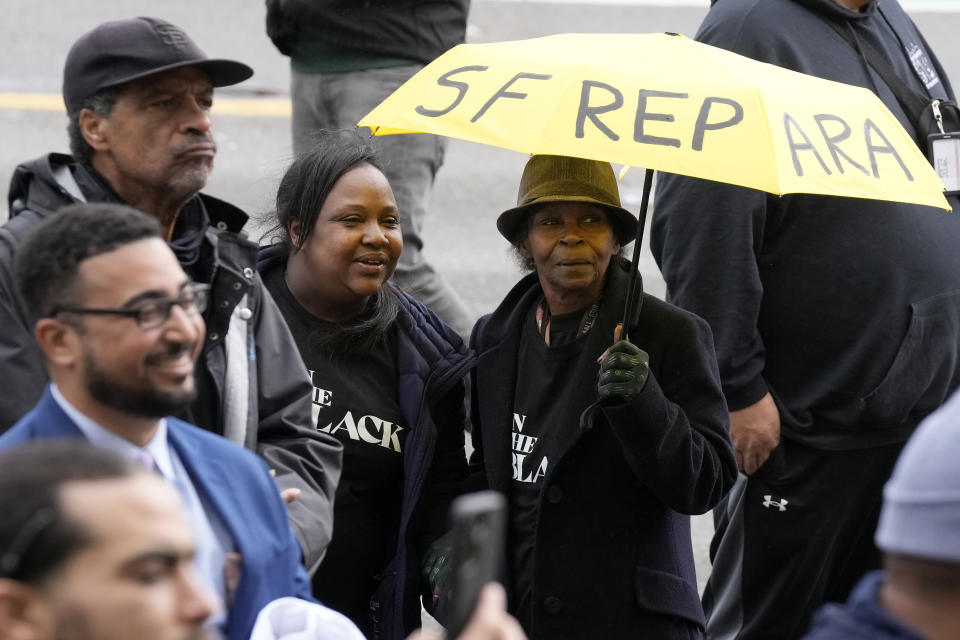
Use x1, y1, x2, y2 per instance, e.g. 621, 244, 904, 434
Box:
619, 168, 653, 343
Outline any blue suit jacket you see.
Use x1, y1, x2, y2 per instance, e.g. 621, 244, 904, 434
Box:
0, 387, 314, 640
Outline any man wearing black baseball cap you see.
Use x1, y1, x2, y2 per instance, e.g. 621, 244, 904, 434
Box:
0, 17, 342, 574
60, 16, 253, 116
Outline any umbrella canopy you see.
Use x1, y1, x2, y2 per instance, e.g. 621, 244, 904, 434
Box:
359, 32, 949, 210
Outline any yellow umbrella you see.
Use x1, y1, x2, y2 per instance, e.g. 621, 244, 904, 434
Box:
360, 32, 947, 210
359, 32, 950, 334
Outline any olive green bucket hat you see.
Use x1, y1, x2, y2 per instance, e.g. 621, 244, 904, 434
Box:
496, 155, 638, 245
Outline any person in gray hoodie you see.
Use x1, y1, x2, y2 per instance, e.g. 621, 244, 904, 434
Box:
652, 0, 960, 638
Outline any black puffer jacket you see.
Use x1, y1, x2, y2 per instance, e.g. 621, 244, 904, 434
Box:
3, 153, 343, 570
258, 245, 475, 639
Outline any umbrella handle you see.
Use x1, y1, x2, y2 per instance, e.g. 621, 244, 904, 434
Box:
619, 168, 653, 342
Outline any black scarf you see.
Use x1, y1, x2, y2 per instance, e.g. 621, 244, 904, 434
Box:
72, 163, 210, 267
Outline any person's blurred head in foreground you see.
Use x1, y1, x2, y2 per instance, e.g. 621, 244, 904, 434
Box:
873, 389, 960, 640
805, 388, 960, 640
0, 440, 213, 640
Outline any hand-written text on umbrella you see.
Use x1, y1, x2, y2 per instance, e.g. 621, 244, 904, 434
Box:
414, 66, 914, 181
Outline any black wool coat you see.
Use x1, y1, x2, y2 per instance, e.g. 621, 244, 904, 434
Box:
469, 258, 737, 640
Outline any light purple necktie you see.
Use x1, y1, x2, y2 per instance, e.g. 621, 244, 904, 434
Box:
136, 449, 161, 474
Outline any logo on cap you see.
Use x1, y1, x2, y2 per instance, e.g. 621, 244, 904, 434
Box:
153, 22, 191, 52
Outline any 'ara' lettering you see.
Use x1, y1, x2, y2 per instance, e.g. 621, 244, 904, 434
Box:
784, 113, 913, 181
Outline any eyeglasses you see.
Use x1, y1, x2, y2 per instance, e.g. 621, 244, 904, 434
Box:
51, 283, 210, 330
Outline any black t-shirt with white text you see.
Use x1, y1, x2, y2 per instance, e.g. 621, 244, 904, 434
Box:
509, 302, 596, 627
263, 267, 406, 633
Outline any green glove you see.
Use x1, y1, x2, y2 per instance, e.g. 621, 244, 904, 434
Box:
422, 531, 454, 594
598, 340, 650, 401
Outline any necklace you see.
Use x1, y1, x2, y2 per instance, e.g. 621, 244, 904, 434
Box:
535, 296, 601, 346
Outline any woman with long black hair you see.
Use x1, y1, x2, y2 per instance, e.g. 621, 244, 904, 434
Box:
258, 130, 472, 639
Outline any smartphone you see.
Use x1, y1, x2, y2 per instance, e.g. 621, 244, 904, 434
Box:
442, 490, 507, 638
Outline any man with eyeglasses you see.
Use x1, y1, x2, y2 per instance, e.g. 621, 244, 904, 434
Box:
0, 17, 341, 575
0, 203, 314, 640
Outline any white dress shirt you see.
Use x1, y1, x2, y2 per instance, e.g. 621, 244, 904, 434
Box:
50, 384, 232, 637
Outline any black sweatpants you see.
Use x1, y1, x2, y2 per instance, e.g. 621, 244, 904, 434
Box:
701, 438, 903, 640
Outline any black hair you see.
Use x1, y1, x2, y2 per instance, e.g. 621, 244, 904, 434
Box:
67, 86, 120, 165
0, 440, 139, 585
263, 129, 400, 357
14, 203, 161, 327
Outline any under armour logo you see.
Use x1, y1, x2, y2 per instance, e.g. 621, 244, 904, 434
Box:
153, 23, 191, 52
762, 495, 788, 511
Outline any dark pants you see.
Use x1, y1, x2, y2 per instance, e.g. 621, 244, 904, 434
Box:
702, 438, 903, 640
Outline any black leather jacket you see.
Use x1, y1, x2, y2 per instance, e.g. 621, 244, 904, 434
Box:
3, 153, 343, 570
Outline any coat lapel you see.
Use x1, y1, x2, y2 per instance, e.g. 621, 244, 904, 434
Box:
165, 424, 251, 557
27, 388, 86, 438
476, 327, 522, 492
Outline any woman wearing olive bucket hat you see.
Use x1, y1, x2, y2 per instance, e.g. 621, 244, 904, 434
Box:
466, 154, 737, 639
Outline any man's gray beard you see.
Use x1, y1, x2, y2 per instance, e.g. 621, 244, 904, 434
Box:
168, 162, 209, 200
83, 350, 197, 420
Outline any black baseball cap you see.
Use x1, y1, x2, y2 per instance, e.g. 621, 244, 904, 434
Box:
62, 17, 254, 114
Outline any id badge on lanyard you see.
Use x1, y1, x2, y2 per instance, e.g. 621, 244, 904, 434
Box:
927, 100, 960, 195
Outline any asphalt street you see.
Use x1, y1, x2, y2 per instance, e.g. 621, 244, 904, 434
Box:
4, 0, 960, 597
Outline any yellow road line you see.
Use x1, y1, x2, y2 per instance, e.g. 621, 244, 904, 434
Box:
0, 93, 63, 111
0, 93, 292, 117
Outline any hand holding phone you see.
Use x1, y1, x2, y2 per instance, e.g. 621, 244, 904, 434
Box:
441, 491, 507, 639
